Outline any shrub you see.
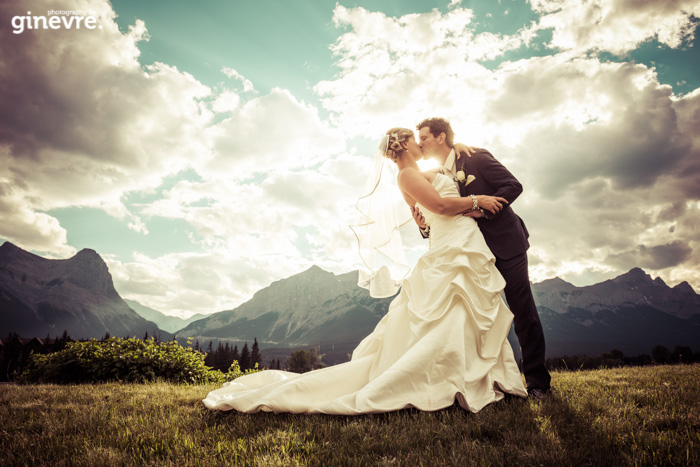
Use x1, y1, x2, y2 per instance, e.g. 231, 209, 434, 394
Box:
17, 337, 259, 384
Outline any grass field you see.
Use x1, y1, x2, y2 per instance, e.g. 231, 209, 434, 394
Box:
1, 364, 699, 466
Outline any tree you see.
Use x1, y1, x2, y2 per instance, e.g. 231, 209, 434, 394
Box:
214, 341, 226, 371
1, 332, 23, 381
671, 345, 694, 364
55, 330, 72, 352
240, 343, 251, 371
251, 338, 261, 368
223, 342, 233, 370
204, 340, 215, 367
285, 347, 324, 373
651, 345, 670, 364
232, 345, 239, 363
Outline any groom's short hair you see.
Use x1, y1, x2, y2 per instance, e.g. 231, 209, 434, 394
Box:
417, 118, 454, 148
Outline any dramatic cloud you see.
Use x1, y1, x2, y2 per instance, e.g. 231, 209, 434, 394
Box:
314, 3, 700, 291
531, 0, 700, 54
0, 0, 212, 255
203, 88, 345, 178
3, 0, 699, 316
126, 153, 370, 314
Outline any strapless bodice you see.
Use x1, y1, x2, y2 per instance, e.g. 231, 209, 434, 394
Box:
415, 173, 478, 249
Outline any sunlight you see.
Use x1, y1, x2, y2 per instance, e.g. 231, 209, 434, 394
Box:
417, 158, 440, 171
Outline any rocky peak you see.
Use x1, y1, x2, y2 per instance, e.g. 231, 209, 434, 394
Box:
64, 248, 117, 297
612, 267, 653, 286
673, 281, 696, 295
536, 276, 576, 290
0, 241, 47, 266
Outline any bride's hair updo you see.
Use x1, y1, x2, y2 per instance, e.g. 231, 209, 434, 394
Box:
384, 128, 414, 162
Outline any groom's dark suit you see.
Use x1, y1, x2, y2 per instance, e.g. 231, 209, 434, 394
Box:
453, 148, 550, 391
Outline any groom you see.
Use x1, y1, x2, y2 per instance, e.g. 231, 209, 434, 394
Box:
413, 117, 551, 397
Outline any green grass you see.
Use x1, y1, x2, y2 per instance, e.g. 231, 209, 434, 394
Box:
1, 365, 699, 466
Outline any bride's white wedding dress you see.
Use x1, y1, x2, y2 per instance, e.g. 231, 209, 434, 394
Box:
203, 173, 527, 414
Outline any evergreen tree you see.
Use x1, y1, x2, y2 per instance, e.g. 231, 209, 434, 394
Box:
269, 358, 281, 370
55, 330, 71, 351
672, 345, 694, 363
223, 342, 233, 370
204, 340, 215, 367
251, 338, 261, 368
214, 341, 226, 371
240, 343, 251, 371
1, 332, 23, 382
652, 345, 670, 364
285, 347, 324, 373
232, 345, 239, 364
43, 333, 52, 353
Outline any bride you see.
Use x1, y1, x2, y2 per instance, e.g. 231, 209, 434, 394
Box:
203, 128, 528, 414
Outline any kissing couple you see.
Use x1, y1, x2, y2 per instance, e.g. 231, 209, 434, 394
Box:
204, 118, 551, 414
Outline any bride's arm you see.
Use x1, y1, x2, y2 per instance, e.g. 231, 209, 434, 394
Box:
454, 142, 478, 157
398, 169, 475, 215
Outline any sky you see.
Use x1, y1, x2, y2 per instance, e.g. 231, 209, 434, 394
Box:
1, 0, 699, 318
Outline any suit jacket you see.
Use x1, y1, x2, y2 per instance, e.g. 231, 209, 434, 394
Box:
454, 148, 530, 260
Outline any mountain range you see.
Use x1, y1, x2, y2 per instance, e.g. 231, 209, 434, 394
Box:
0, 242, 170, 340
175, 265, 700, 361
1, 241, 698, 362
531, 268, 700, 356
175, 265, 395, 362
124, 299, 207, 333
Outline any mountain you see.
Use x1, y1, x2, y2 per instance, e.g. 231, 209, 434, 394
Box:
178, 265, 699, 361
125, 299, 207, 333
531, 268, 700, 356
0, 242, 170, 340
176, 266, 395, 359
3, 237, 696, 360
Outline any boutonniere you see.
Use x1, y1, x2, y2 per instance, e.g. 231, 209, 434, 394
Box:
455, 164, 476, 187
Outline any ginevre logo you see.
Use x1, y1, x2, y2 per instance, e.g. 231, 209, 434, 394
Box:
11, 10, 102, 34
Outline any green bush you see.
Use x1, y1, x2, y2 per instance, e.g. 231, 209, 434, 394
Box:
17, 337, 259, 384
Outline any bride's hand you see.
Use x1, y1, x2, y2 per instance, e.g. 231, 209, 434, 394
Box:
453, 142, 478, 158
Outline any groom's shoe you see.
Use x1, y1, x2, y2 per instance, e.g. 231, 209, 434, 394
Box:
527, 388, 552, 399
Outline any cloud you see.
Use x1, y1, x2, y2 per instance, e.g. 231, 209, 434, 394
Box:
314, 2, 700, 293
606, 241, 693, 270
315, 5, 536, 138
3, 0, 699, 316
222, 66, 255, 93
0, 0, 212, 254
491, 56, 691, 195
128, 150, 370, 314
0, 178, 75, 257
531, 0, 700, 55
203, 88, 345, 178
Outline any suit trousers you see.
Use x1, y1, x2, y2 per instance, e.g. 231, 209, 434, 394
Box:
495, 252, 551, 391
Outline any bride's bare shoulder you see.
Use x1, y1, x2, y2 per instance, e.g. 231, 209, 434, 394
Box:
398, 167, 434, 183
423, 168, 441, 180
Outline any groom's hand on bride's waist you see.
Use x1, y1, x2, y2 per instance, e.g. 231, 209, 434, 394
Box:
411, 206, 427, 230
475, 195, 508, 215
